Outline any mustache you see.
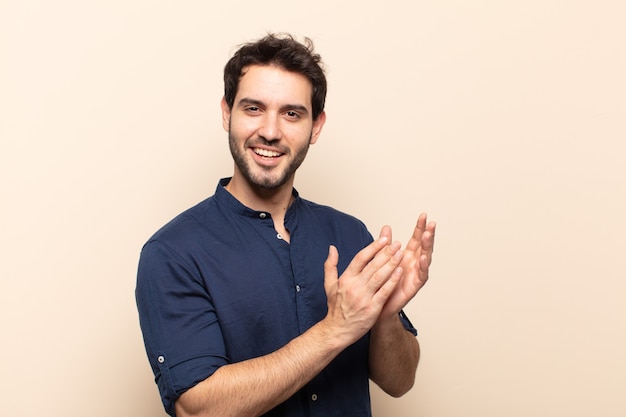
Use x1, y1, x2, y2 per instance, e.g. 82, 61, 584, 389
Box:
246, 137, 290, 154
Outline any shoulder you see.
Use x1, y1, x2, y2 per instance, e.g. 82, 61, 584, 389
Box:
297, 198, 372, 241
137, 195, 223, 289
300, 198, 365, 225
143, 195, 218, 250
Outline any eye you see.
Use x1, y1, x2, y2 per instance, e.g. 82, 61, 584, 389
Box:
284, 110, 300, 119
245, 106, 260, 113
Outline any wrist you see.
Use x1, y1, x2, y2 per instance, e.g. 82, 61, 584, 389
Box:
311, 318, 354, 353
371, 313, 404, 335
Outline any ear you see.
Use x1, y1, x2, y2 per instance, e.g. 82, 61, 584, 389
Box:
220, 97, 231, 132
309, 111, 326, 145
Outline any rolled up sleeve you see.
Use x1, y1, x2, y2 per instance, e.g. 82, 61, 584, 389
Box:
136, 239, 228, 416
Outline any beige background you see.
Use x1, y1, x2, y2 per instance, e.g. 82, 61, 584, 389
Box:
1, 1, 625, 416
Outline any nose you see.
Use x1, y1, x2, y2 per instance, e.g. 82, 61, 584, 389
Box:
257, 112, 281, 142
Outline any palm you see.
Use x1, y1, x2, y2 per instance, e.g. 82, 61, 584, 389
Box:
379, 214, 435, 319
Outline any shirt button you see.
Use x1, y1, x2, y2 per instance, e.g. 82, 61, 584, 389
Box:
311, 394, 318, 401
276, 233, 283, 240
157, 355, 165, 364
295, 285, 301, 292
259, 213, 267, 219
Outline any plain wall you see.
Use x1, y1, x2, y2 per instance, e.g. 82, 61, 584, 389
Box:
1, 1, 625, 416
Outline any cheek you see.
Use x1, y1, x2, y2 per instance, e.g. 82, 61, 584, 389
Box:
233, 116, 261, 134
228, 120, 254, 141
284, 123, 314, 141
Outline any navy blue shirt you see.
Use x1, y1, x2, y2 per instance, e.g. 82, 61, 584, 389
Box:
136, 178, 417, 416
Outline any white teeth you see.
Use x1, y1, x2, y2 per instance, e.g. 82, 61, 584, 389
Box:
253, 148, 281, 157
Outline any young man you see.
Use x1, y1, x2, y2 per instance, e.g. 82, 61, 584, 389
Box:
136, 33, 436, 417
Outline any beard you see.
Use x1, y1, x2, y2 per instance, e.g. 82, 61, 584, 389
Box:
228, 129, 312, 190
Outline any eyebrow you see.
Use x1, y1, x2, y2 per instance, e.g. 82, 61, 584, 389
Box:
237, 97, 310, 116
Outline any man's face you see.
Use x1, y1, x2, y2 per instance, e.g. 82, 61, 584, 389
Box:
221, 65, 326, 190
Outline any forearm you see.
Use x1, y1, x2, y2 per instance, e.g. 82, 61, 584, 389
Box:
175, 320, 347, 417
368, 315, 420, 397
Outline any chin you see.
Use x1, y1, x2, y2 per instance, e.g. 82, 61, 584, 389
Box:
253, 177, 289, 190
245, 170, 290, 190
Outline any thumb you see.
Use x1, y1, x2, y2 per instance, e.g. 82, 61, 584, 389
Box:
323, 245, 339, 295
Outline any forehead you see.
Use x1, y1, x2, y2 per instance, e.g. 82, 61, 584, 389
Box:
236, 65, 313, 110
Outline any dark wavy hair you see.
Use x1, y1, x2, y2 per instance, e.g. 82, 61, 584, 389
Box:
223, 33, 327, 120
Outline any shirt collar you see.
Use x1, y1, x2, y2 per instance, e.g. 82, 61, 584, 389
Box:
215, 177, 301, 219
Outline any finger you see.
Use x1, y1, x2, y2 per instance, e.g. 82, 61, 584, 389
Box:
418, 253, 431, 283
343, 235, 389, 276
418, 230, 436, 282
323, 245, 339, 296
425, 221, 436, 253
361, 240, 401, 275
378, 225, 392, 244
405, 213, 428, 252
363, 243, 404, 292
421, 227, 436, 254
373, 265, 403, 306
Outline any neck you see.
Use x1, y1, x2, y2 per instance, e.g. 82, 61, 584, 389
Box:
225, 174, 295, 243
225, 174, 295, 217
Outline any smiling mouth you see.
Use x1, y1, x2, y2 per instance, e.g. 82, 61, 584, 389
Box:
253, 148, 282, 158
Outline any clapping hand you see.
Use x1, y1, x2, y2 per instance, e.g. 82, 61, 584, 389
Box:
377, 213, 436, 321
